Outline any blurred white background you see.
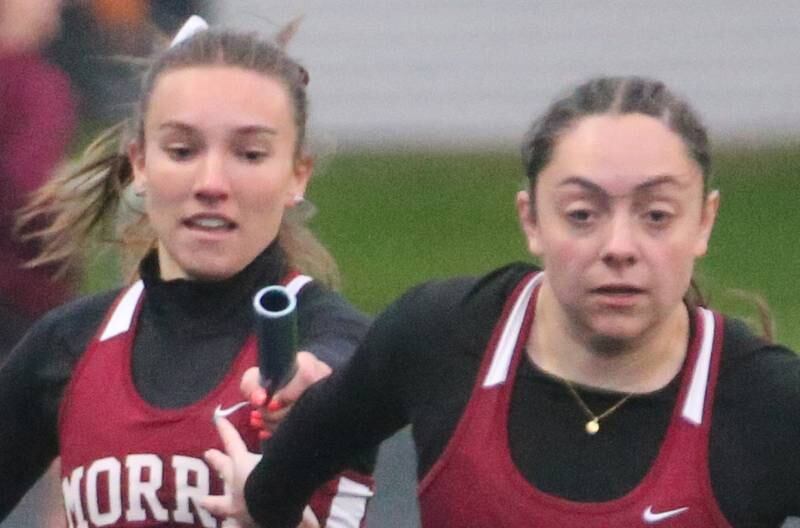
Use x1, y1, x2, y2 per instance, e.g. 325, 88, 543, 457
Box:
214, 0, 800, 150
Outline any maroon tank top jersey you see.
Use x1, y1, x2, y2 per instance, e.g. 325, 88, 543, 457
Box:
59, 275, 373, 527
418, 272, 731, 527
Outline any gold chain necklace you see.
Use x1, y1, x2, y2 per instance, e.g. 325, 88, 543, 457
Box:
562, 379, 634, 435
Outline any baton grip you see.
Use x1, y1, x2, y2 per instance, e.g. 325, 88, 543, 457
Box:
252, 285, 298, 397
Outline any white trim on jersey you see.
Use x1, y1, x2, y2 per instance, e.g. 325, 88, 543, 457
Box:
99, 281, 145, 342
681, 307, 716, 425
325, 476, 374, 528
482, 273, 543, 388
285, 274, 313, 297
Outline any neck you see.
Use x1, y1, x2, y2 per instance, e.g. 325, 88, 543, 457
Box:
529, 280, 690, 393
0, 33, 43, 54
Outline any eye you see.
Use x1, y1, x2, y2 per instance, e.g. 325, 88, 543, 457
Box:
238, 149, 269, 163
165, 144, 195, 162
566, 208, 595, 225
644, 209, 674, 226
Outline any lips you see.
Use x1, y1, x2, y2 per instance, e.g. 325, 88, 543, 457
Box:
183, 213, 237, 231
592, 285, 645, 295
589, 284, 645, 309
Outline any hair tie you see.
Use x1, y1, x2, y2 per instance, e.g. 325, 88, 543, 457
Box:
170, 15, 209, 47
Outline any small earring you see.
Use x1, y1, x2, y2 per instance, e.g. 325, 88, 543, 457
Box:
293, 194, 304, 205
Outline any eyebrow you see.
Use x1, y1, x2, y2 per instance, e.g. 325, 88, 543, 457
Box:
557, 175, 687, 197
157, 121, 278, 136
234, 125, 278, 137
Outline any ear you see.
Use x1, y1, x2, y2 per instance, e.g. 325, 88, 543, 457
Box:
286, 154, 313, 207
516, 190, 543, 257
693, 189, 720, 257
127, 141, 147, 193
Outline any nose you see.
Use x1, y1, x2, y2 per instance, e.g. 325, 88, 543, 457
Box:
193, 151, 230, 203
600, 213, 638, 269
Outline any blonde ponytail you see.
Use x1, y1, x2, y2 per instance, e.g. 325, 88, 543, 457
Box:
16, 121, 138, 278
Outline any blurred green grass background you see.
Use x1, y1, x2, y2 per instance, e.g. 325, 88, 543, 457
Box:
82, 145, 800, 350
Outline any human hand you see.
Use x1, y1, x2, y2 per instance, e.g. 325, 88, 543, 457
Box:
244, 351, 332, 437
298, 507, 321, 528
202, 417, 321, 528
223, 509, 319, 528
219, 511, 317, 528
202, 417, 261, 527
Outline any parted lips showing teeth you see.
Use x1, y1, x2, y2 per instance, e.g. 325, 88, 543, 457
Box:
184, 215, 236, 230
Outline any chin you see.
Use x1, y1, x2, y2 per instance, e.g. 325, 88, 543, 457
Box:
587, 334, 639, 355
182, 260, 242, 282
584, 317, 650, 354
189, 271, 235, 282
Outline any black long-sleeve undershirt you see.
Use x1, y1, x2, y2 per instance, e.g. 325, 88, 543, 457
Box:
246, 262, 800, 527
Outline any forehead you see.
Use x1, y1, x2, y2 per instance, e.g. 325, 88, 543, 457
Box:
540, 113, 702, 196
145, 65, 293, 132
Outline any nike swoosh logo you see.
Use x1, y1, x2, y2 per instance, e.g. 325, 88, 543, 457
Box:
213, 401, 249, 420
642, 505, 689, 523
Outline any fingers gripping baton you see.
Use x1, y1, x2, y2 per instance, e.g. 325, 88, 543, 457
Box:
252, 285, 298, 400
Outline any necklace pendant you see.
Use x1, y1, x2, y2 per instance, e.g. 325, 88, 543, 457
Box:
585, 419, 600, 435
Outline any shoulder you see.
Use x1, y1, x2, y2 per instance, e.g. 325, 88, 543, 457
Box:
38, 288, 122, 328
294, 279, 341, 304
374, 262, 541, 354
18, 54, 71, 90
715, 314, 800, 420
292, 280, 371, 368
19, 289, 122, 362
718, 316, 799, 393
395, 262, 541, 317
3, 289, 122, 394
0, 53, 71, 99
294, 280, 370, 325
